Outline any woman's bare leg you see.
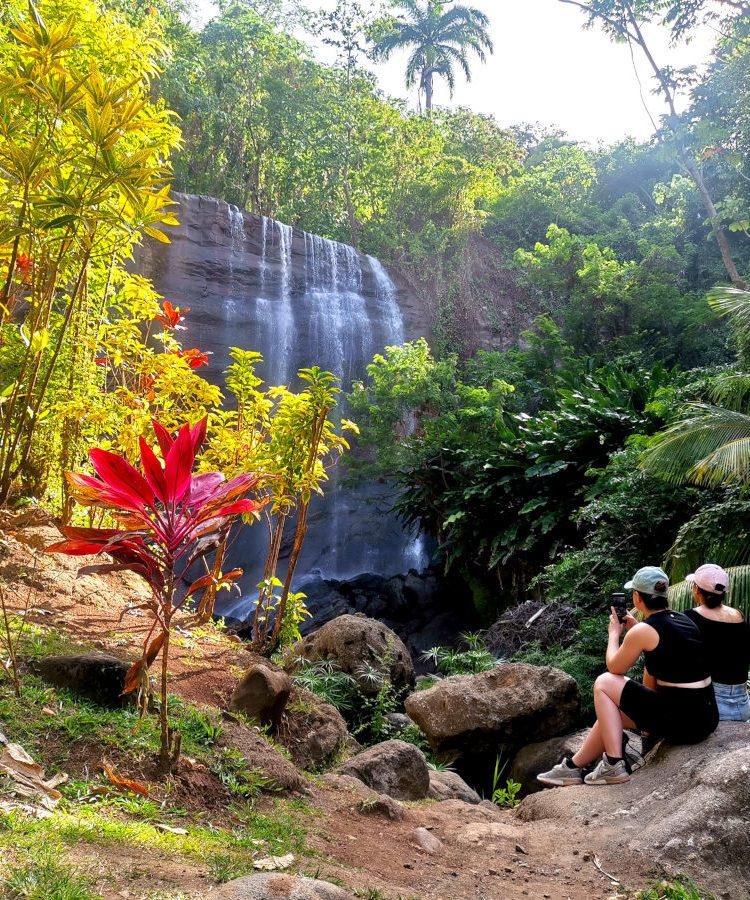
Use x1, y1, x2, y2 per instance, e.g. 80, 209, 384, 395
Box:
572, 673, 638, 766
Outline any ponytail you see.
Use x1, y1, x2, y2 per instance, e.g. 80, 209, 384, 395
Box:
697, 585, 726, 609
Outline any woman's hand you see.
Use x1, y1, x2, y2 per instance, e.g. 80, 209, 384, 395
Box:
608, 606, 624, 636
622, 612, 637, 631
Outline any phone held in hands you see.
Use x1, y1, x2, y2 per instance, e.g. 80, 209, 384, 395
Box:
611, 592, 628, 624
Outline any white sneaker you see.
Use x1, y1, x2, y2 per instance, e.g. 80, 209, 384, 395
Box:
537, 756, 584, 787
583, 754, 630, 785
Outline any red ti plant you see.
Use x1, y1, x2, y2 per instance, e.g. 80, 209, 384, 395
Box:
47, 418, 266, 771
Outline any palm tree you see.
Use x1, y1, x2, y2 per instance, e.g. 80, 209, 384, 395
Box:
371, 0, 493, 111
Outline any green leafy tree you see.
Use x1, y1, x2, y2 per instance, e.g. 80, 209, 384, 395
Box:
370, 0, 493, 111
0, 0, 181, 504
558, 0, 748, 289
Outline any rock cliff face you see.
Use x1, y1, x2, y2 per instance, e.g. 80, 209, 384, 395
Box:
135, 193, 430, 619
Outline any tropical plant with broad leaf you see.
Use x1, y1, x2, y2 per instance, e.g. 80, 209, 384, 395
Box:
46, 418, 266, 770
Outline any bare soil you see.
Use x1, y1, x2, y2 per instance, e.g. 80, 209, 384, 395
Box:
0, 514, 672, 899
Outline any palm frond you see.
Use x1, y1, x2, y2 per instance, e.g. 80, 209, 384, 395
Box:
708, 372, 750, 413
669, 565, 750, 620
665, 498, 750, 582
642, 403, 750, 486
707, 286, 750, 330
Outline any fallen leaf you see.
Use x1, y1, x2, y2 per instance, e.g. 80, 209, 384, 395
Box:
41, 706, 57, 716
103, 763, 150, 797
153, 823, 188, 835
253, 853, 294, 871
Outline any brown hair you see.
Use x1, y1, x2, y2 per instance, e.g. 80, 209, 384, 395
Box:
637, 582, 669, 611
695, 584, 726, 610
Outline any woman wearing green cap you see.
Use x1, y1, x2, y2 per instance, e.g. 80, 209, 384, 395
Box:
538, 565, 718, 787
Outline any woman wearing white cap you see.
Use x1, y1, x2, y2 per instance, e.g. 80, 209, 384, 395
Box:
538, 565, 719, 787
684, 563, 750, 722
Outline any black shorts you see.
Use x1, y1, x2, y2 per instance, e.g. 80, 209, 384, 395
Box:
619, 680, 719, 744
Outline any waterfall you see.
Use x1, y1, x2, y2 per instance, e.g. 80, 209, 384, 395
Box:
137, 194, 425, 620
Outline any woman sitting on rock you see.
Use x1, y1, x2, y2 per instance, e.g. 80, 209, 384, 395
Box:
537, 565, 719, 787
683, 563, 750, 722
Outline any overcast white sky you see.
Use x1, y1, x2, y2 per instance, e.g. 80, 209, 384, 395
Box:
191, 0, 718, 145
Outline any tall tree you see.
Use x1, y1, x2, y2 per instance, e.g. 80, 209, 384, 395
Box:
559, 0, 748, 289
371, 0, 493, 111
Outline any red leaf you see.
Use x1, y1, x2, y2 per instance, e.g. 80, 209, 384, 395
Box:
45, 539, 108, 556
189, 417, 207, 454
139, 437, 167, 503
186, 573, 215, 597
196, 498, 264, 523
187, 472, 224, 506
89, 449, 154, 512
151, 420, 174, 458
103, 763, 150, 796
58, 526, 122, 542
163, 423, 194, 504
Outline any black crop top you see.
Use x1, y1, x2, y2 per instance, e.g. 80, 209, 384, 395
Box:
684, 608, 750, 686
642, 609, 710, 683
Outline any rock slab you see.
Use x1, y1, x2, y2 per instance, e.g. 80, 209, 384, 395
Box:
338, 739, 430, 800
404, 663, 580, 759
427, 770, 481, 804
211, 874, 353, 899
519, 722, 750, 900
36, 654, 130, 706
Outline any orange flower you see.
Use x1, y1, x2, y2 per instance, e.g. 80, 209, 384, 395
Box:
175, 348, 209, 369
155, 300, 189, 329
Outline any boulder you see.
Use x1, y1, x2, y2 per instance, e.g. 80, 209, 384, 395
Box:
218, 721, 308, 794
404, 663, 580, 760
276, 686, 350, 771
509, 729, 588, 794
290, 614, 414, 696
410, 826, 442, 854
36, 654, 130, 706
427, 770, 481, 804
518, 722, 750, 899
337, 739, 430, 800
212, 874, 353, 899
230, 665, 292, 727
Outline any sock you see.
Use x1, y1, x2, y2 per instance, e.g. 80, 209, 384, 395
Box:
606, 754, 624, 766
564, 757, 578, 769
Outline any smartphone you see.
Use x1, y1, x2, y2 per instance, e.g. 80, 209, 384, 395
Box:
611, 592, 628, 624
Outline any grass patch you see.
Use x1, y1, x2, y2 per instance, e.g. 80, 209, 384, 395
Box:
1, 847, 99, 900
0, 619, 310, 894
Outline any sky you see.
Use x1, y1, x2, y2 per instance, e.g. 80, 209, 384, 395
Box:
191, 0, 718, 145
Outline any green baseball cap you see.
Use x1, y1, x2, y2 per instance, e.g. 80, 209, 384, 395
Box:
624, 566, 669, 597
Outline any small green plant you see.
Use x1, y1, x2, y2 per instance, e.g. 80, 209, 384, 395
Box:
491, 756, 522, 809
633, 874, 715, 900
2, 847, 99, 900
421, 632, 499, 678
293, 659, 361, 711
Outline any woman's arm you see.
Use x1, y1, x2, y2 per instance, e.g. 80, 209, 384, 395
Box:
606, 609, 658, 676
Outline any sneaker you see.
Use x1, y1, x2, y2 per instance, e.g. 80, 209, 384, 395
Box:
537, 755, 584, 787
583, 754, 630, 785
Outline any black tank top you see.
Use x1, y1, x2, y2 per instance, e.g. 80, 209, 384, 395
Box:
684, 608, 750, 685
643, 609, 710, 683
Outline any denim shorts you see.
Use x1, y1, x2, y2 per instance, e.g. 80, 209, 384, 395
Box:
713, 682, 750, 722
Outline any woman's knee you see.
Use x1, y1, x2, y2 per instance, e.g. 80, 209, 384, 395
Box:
594, 672, 625, 697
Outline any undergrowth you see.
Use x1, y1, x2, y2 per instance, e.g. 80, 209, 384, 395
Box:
0, 620, 308, 895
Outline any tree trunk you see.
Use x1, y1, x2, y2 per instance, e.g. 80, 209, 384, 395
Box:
424, 73, 433, 111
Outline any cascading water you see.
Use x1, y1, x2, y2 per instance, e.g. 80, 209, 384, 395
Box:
136, 194, 428, 621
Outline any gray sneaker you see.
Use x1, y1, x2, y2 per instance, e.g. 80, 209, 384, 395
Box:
537, 756, 584, 787
583, 754, 630, 785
